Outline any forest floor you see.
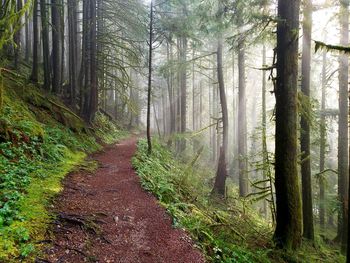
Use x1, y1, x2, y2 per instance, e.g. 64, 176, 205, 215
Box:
42, 137, 205, 263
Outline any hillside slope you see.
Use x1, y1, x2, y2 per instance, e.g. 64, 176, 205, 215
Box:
0, 69, 125, 262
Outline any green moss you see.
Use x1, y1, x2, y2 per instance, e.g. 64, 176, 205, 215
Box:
0, 72, 128, 261
0, 150, 85, 262
93, 112, 128, 144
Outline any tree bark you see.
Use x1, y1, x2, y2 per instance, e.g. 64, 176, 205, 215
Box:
40, 0, 51, 90
262, 45, 268, 218
68, 0, 78, 105
274, 0, 302, 249
88, 0, 97, 122
300, 0, 314, 240
238, 40, 247, 197
319, 49, 327, 230
51, 0, 62, 94
180, 36, 187, 152
14, 0, 22, 69
212, 36, 228, 197
166, 41, 175, 145
30, 0, 39, 82
82, 0, 91, 117
24, 2, 31, 62
338, 0, 349, 253
146, 0, 153, 154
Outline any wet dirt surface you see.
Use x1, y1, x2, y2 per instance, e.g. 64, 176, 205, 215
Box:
43, 137, 206, 263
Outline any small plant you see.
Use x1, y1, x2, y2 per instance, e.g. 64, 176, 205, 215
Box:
132, 139, 270, 263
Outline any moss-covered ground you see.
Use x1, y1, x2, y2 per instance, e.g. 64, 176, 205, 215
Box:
0, 70, 127, 262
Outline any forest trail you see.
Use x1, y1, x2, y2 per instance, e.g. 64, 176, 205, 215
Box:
43, 137, 205, 263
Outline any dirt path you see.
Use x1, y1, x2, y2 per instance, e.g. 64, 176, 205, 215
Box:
44, 137, 205, 263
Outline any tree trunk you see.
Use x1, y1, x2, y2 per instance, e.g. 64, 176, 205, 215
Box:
146, 0, 153, 155
180, 36, 187, 152
338, 0, 349, 253
68, 0, 78, 105
30, 0, 39, 82
24, 2, 31, 62
14, 0, 22, 69
212, 61, 217, 162
51, 0, 62, 94
82, 0, 91, 117
192, 48, 195, 131
319, 49, 327, 230
262, 45, 268, 218
274, 0, 302, 249
166, 41, 175, 145
88, 0, 97, 122
238, 40, 247, 197
300, 0, 314, 241
211, 35, 228, 197
40, 0, 51, 90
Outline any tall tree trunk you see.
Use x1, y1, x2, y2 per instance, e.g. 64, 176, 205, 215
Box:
211, 35, 228, 197
88, 0, 97, 122
40, 0, 51, 90
175, 38, 181, 152
82, 0, 91, 117
338, 0, 349, 253
180, 36, 187, 152
51, 0, 62, 94
319, 49, 327, 230
238, 40, 247, 197
262, 45, 268, 218
166, 41, 175, 145
25, 2, 30, 62
146, 0, 153, 154
68, 0, 78, 105
300, 0, 314, 241
60, 0, 65, 85
97, 0, 104, 110
274, 0, 302, 249
30, 0, 39, 82
212, 61, 217, 162
192, 48, 195, 131
14, 0, 22, 69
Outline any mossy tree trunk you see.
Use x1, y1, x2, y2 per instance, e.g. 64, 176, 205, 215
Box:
40, 0, 51, 90
300, 0, 314, 241
30, 0, 38, 82
274, 0, 302, 249
14, 0, 22, 69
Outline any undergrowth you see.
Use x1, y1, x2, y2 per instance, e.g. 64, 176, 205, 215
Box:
0, 73, 127, 262
132, 139, 344, 263
132, 139, 271, 262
